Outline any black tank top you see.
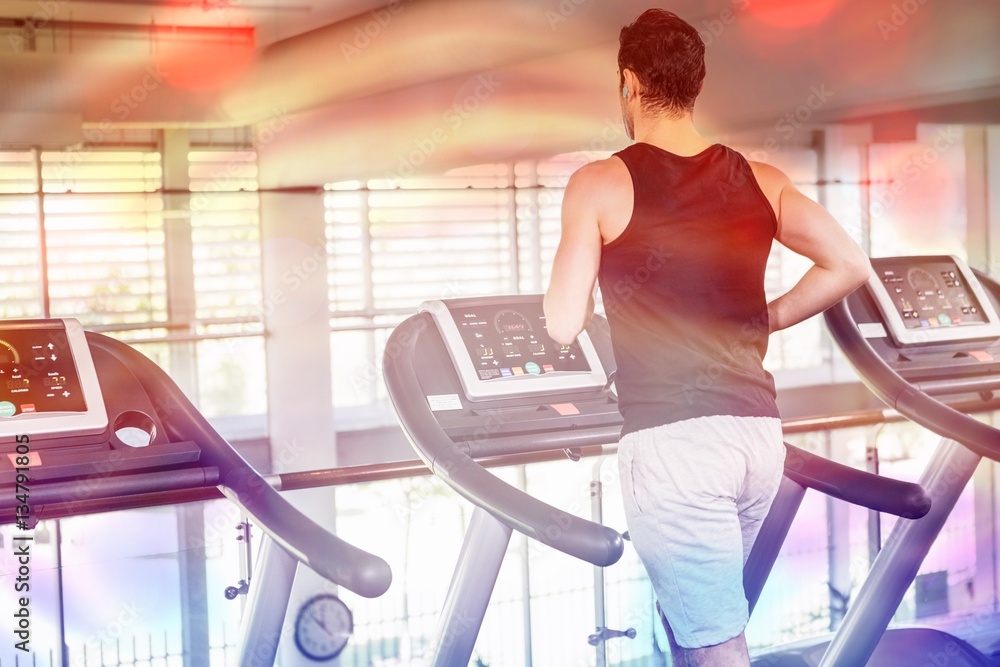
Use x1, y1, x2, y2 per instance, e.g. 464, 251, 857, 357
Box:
597, 142, 780, 437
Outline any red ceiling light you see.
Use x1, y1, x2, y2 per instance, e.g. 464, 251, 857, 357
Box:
745, 0, 844, 29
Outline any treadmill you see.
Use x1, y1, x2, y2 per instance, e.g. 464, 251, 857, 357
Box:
383, 294, 942, 667
0, 319, 392, 664
801, 254, 1000, 666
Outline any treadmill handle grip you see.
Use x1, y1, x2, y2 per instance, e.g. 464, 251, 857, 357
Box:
221, 468, 392, 598
88, 333, 392, 599
782, 443, 930, 519
431, 440, 624, 567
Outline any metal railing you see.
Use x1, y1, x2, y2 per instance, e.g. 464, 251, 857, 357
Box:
7, 399, 999, 667
6, 397, 997, 527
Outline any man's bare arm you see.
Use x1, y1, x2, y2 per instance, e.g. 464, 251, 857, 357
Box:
754, 162, 872, 333
544, 165, 605, 345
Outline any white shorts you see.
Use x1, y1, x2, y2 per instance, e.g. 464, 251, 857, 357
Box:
618, 415, 785, 649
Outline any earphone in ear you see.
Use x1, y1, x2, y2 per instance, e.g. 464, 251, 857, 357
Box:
622, 86, 629, 99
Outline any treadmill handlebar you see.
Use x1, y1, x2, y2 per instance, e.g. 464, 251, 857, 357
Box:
783, 443, 930, 519
824, 297, 1000, 463
383, 314, 625, 568
87, 333, 392, 599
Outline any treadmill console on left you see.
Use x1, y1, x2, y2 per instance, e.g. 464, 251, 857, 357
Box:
0, 319, 105, 437
0, 318, 208, 510
0, 317, 392, 600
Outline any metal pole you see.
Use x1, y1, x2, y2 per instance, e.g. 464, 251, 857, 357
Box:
825, 432, 851, 631
516, 466, 533, 667
236, 536, 298, 667
744, 477, 808, 615
55, 519, 67, 667
428, 506, 513, 667
866, 425, 884, 567
592, 456, 608, 667
238, 517, 253, 617
819, 438, 983, 667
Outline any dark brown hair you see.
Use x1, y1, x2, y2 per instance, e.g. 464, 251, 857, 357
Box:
618, 9, 706, 117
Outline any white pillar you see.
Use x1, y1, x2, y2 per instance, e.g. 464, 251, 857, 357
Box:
257, 153, 339, 666
161, 129, 199, 399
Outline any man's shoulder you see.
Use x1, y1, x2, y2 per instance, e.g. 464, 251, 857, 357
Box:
562, 156, 634, 225
745, 160, 792, 200
568, 155, 631, 193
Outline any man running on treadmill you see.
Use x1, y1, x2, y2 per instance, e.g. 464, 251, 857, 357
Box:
544, 9, 871, 667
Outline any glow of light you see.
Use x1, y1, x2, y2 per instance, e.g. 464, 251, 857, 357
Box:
745, 0, 845, 29
156, 38, 256, 92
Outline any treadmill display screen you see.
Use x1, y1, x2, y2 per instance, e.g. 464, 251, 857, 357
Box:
0, 322, 88, 418
423, 297, 608, 401
448, 303, 592, 381
873, 258, 989, 330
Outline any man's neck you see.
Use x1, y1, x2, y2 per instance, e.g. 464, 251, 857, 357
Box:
633, 112, 713, 157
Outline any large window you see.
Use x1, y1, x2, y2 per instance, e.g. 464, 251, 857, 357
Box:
327, 164, 519, 416
325, 148, 837, 414
0, 144, 265, 420
42, 150, 167, 326
0, 151, 44, 318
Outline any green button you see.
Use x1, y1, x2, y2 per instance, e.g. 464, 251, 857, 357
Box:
525, 362, 541, 375
937, 313, 952, 326
0, 401, 15, 417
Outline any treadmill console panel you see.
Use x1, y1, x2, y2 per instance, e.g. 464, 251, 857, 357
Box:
0, 319, 108, 445
867, 255, 1000, 346
421, 297, 607, 401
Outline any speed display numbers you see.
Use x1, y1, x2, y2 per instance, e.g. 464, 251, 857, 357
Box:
0, 323, 87, 418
